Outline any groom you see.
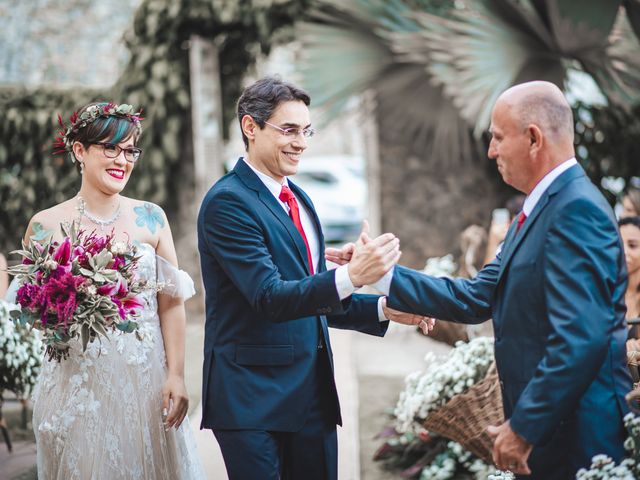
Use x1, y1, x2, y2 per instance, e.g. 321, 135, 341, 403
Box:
332, 81, 631, 479
197, 76, 426, 479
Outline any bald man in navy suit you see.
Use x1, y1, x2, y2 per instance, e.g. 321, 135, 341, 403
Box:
329, 82, 631, 479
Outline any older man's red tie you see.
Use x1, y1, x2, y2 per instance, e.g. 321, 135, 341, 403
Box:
516, 211, 527, 234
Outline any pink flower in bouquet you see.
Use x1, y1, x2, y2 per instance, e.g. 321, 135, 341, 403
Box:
16, 283, 42, 310
53, 237, 71, 266
39, 270, 85, 326
97, 283, 118, 296
84, 233, 109, 256
111, 255, 126, 270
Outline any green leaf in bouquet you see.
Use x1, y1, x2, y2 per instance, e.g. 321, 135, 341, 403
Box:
9, 248, 33, 259
30, 222, 53, 242
18, 310, 36, 327
92, 321, 108, 338
80, 324, 91, 352
79, 267, 94, 278
99, 269, 118, 282
116, 320, 138, 333
93, 249, 114, 270
92, 272, 109, 283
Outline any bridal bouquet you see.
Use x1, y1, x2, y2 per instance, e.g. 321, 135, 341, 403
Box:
9, 222, 145, 362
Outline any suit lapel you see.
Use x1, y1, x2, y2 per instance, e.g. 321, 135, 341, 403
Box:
496, 194, 549, 284
234, 159, 312, 275
289, 179, 324, 271
496, 164, 586, 285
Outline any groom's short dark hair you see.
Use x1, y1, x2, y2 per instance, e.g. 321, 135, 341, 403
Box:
237, 76, 311, 149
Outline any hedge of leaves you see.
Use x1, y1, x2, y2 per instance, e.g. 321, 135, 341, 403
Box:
0, 0, 309, 254
574, 101, 640, 190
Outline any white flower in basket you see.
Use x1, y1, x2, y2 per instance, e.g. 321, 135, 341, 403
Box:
395, 336, 502, 464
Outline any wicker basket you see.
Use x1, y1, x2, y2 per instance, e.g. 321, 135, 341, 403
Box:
422, 363, 504, 464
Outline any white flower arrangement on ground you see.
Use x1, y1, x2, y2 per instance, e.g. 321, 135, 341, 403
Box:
575, 413, 640, 479
0, 299, 43, 396
372, 337, 500, 479
419, 440, 497, 480
395, 336, 495, 433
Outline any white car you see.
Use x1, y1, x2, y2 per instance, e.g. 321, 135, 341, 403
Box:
225, 155, 366, 243
292, 155, 366, 244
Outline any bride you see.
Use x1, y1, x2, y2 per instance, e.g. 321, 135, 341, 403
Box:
16, 102, 205, 479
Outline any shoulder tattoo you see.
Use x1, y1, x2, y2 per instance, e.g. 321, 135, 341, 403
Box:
133, 203, 166, 234
31, 222, 54, 241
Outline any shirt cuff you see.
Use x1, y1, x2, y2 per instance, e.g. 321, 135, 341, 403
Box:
335, 264, 356, 300
371, 267, 394, 295
377, 297, 388, 322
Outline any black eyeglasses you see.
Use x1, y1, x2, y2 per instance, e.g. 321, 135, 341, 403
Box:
92, 142, 143, 163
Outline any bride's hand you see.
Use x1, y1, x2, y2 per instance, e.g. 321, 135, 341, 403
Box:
162, 373, 189, 430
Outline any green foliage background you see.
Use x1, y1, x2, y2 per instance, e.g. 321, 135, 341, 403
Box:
0, 0, 310, 254
1, 0, 639, 257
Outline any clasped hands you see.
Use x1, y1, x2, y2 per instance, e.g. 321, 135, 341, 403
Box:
326, 220, 434, 334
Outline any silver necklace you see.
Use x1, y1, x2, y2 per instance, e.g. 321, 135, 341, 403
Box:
76, 195, 121, 230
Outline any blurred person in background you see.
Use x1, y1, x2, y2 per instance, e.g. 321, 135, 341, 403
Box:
483, 194, 526, 265
18, 102, 205, 479
620, 216, 640, 351
620, 187, 640, 219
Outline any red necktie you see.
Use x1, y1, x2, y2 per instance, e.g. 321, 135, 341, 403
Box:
279, 185, 314, 274
516, 211, 527, 233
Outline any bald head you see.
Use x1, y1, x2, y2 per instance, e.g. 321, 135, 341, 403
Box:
497, 81, 574, 144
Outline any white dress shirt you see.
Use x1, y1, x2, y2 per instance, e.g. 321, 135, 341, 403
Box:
372, 157, 579, 296
242, 159, 387, 320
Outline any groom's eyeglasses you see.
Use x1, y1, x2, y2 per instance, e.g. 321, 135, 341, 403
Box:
264, 121, 315, 139
92, 142, 143, 163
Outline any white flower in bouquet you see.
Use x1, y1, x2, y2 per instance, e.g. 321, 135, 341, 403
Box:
394, 336, 495, 434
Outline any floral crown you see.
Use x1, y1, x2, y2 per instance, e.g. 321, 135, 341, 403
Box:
53, 103, 143, 160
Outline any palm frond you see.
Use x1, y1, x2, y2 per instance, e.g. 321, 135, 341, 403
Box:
298, 1, 477, 163
392, 2, 563, 136
582, 7, 640, 106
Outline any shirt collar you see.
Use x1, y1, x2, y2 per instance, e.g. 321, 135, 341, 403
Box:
522, 157, 577, 216
241, 157, 289, 200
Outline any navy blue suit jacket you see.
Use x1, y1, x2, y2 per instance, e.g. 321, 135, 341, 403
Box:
387, 165, 631, 477
197, 158, 387, 432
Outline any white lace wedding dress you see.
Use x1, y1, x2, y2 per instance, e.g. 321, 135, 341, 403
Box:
26, 243, 206, 480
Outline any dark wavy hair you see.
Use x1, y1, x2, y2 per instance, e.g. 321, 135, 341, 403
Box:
236, 76, 310, 149
619, 215, 640, 230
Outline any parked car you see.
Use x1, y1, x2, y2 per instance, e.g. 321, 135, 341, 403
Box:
292, 155, 366, 243
225, 155, 366, 243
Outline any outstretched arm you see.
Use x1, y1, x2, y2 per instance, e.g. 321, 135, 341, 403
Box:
201, 191, 398, 323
